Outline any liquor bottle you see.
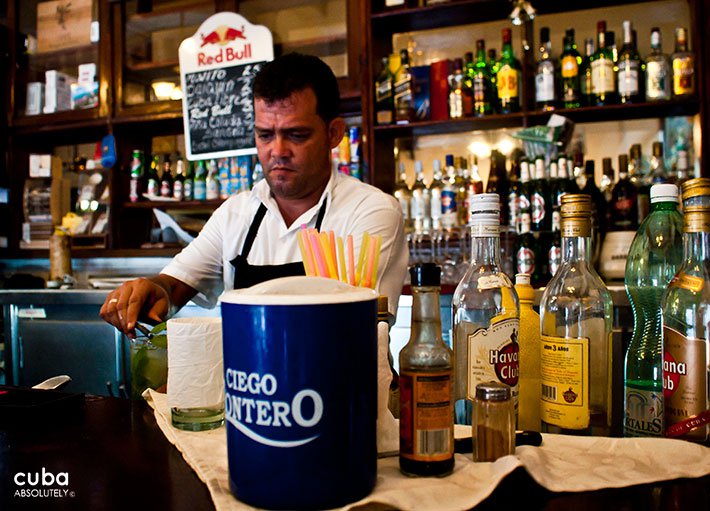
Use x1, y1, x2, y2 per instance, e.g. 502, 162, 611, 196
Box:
535, 27, 557, 111
507, 156, 520, 232
160, 154, 173, 198
548, 229, 562, 281
448, 58, 467, 119
430, 160, 444, 232
206, 160, 220, 200
455, 157, 469, 226
580, 38, 595, 107
661, 204, 710, 443
129, 149, 144, 203
611, 154, 639, 232
517, 158, 532, 234
591, 21, 617, 106
375, 56, 394, 125
469, 155, 484, 196
453, 194, 520, 425
675, 150, 691, 191
560, 29, 582, 109
516, 217, 540, 284
193, 160, 207, 201
617, 20, 643, 104
488, 49, 500, 113
146, 154, 160, 198
172, 158, 184, 201
470, 40, 493, 116
540, 194, 614, 435
531, 156, 550, 232
681, 177, 710, 210
411, 161, 431, 234
630, 144, 651, 224
624, 184, 683, 438
486, 150, 509, 226
645, 27, 672, 101
394, 49, 415, 123
600, 157, 615, 203
650, 142, 667, 183
183, 160, 194, 201
497, 28, 522, 114
399, 263, 455, 476
515, 273, 541, 432
549, 160, 561, 232
394, 164, 412, 233
671, 27, 695, 98
441, 155, 458, 230
579, 160, 608, 269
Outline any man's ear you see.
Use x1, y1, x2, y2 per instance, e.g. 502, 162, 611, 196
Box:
328, 117, 347, 150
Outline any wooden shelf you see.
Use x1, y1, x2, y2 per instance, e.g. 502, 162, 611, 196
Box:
372, 98, 700, 139
27, 43, 98, 71
126, 4, 212, 36
371, 0, 667, 33
122, 199, 224, 210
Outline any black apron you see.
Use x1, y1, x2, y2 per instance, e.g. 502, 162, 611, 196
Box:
231, 199, 327, 289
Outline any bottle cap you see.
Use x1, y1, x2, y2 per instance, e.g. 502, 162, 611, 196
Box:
650, 184, 679, 203
475, 381, 511, 402
682, 178, 710, 201
445, 154, 454, 166
515, 273, 530, 286
410, 263, 441, 288
433, 159, 442, 174
470, 193, 500, 214
415, 160, 423, 173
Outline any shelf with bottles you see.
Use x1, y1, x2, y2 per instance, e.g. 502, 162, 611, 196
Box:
122, 198, 224, 210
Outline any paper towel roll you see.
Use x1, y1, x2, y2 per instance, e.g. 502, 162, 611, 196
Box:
167, 317, 224, 409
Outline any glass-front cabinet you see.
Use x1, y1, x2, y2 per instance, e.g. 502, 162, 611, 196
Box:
11, 0, 106, 124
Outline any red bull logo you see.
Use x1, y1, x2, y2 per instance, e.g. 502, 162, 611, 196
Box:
200, 25, 247, 47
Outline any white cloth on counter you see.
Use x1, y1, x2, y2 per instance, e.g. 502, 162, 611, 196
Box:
145, 390, 710, 511
161, 169, 408, 316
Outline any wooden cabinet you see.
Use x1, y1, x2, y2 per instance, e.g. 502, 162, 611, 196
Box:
363, 0, 708, 193
1, 0, 366, 258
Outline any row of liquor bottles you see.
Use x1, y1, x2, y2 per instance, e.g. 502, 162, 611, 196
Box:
375, 21, 695, 123
394, 141, 691, 284
128, 151, 264, 203
399, 184, 710, 474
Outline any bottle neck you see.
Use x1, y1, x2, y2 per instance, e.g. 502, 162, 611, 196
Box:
502, 41, 514, 59
561, 234, 592, 264
470, 234, 502, 267
650, 201, 678, 213
411, 286, 443, 346
683, 231, 710, 264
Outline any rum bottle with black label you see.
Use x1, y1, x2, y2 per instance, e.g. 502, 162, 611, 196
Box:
400, 263, 455, 476
540, 194, 613, 435
661, 204, 710, 444
453, 194, 520, 425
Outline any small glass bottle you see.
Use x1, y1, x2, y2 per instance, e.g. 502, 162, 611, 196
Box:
399, 263, 455, 476
473, 382, 515, 462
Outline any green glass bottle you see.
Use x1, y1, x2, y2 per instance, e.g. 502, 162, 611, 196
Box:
496, 29, 521, 114
560, 29, 582, 109
488, 48, 500, 113
469, 40, 493, 116
624, 184, 683, 438
591, 21, 618, 106
580, 38, 595, 107
617, 20, 644, 104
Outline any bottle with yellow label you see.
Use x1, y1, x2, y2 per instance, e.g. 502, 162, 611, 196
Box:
660, 205, 710, 444
540, 194, 613, 435
496, 28, 521, 114
515, 273, 541, 431
671, 27, 695, 98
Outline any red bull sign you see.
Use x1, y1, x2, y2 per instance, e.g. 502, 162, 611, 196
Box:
179, 12, 273, 160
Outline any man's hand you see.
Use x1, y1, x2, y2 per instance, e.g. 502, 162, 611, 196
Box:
100, 275, 197, 338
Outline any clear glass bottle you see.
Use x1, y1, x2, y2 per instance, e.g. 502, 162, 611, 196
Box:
540, 194, 613, 435
624, 184, 683, 437
430, 160, 444, 232
650, 142, 667, 183
399, 263, 455, 476
441, 154, 459, 231
671, 27, 695, 98
410, 161, 431, 235
394, 163, 412, 233
617, 20, 643, 104
661, 205, 710, 444
453, 194, 520, 425
645, 27, 671, 101
535, 27, 557, 111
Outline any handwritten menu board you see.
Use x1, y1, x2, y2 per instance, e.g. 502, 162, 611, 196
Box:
184, 62, 264, 157
179, 12, 273, 160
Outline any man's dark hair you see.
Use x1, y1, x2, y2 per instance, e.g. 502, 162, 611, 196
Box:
253, 53, 340, 124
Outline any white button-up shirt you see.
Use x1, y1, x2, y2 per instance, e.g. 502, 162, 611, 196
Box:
162, 170, 408, 315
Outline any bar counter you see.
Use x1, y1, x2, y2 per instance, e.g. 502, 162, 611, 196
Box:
1, 393, 709, 510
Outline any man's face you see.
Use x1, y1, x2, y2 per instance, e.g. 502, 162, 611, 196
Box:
255, 88, 343, 201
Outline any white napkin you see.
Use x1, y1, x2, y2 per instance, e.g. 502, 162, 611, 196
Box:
377, 321, 399, 454
145, 390, 710, 511
167, 317, 224, 409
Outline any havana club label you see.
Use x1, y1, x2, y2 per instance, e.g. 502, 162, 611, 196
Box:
663, 326, 709, 442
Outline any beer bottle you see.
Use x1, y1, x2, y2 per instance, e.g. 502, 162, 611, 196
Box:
183, 160, 195, 201
193, 160, 207, 201
129, 149, 144, 203
173, 158, 185, 201
146, 154, 160, 198
160, 154, 173, 198
400, 263, 455, 476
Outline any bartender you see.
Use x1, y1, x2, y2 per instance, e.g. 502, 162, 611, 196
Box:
101, 53, 408, 337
